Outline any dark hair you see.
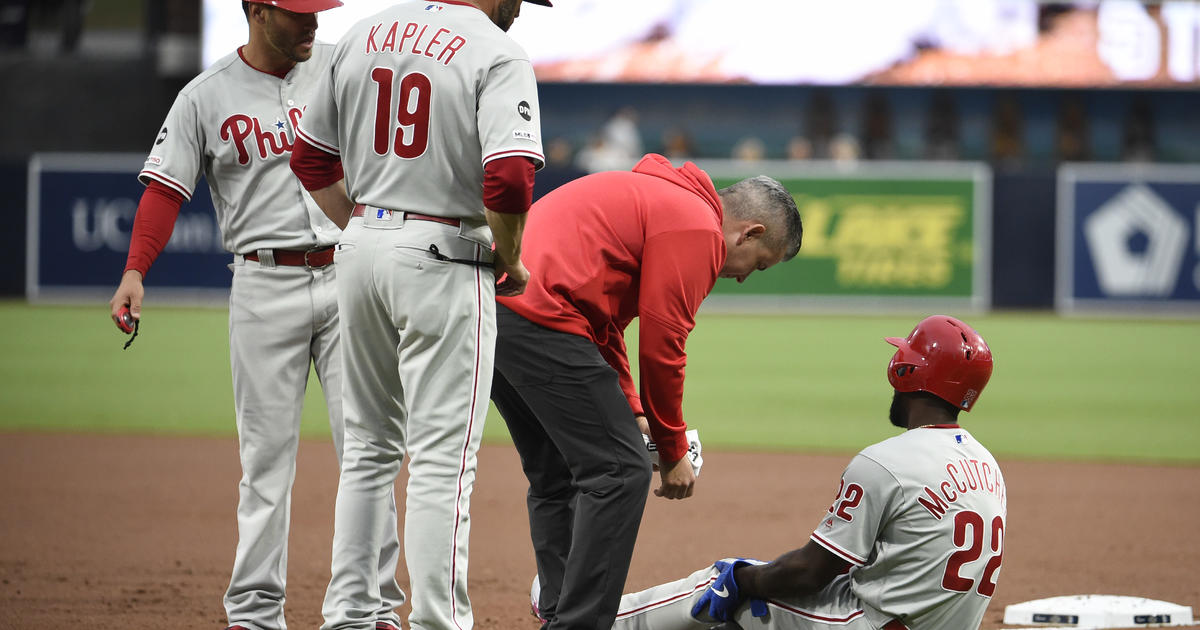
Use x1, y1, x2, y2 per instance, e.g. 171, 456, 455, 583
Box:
911, 390, 963, 419
718, 176, 803, 260
242, 1, 273, 19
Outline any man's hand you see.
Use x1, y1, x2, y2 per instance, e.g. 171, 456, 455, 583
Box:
494, 258, 529, 297
690, 559, 768, 623
110, 270, 145, 332
654, 452, 695, 500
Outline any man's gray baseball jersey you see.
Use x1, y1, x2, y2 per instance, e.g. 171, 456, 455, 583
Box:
296, 2, 544, 630
140, 43, 404, 630
297, 1, 544, 223
610, 426, 1006, 630
141, 46, 340, 252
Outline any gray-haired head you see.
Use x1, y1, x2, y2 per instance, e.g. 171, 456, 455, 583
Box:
718, 175, 803, 261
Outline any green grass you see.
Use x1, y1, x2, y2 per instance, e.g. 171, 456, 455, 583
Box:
1, 302, 1198, 464
680, 313, 1200, 463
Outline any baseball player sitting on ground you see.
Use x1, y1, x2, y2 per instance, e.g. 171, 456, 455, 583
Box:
108, 2, 403, 629
494, 154, 804, 630
288, 0, 550, 629
596, 315, 1003, 630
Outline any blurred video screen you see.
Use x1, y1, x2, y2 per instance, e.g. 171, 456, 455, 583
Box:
204, 0, 1200, 87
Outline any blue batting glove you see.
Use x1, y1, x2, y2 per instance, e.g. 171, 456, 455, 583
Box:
691, 560, 740, 622
690, 558, 767, 623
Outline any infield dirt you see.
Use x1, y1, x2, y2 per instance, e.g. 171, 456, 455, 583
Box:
1, 433, 1197, 629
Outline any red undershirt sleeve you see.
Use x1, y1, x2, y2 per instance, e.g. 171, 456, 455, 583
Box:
124, 180, 186, 278
290, 136, 344, 191
483, 156, 535, 214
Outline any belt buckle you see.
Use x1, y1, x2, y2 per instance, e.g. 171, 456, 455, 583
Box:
304, 246, 329, 269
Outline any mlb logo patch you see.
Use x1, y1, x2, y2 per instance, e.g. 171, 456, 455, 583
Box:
425, 4, 444, 10
376, 209, 393, 220
955, 434, 964, 444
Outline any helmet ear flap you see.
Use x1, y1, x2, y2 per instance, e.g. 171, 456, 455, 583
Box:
888, 359, 922, 392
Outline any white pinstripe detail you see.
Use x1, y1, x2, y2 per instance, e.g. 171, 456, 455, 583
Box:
810, 532, 868, 566
483, 149, 545, 165
138, 171, 193, 201
615, 576, 716, 619
449, 250, 486, 630
295, 126, 340, 156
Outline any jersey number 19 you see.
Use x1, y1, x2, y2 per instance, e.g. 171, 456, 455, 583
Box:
371, 68, 431, 159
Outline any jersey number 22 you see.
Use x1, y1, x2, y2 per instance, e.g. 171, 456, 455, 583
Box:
942, 510, 1003, 598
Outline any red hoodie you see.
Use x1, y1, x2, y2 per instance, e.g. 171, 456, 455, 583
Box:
498, 154, 726, 462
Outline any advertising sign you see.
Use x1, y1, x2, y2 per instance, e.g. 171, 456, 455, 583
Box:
26, 153, 229, 302
701, 161, 991, 311
1057, 164, 1200, 314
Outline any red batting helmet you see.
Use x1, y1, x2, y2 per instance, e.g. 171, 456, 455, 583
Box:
246, 0, 343, 13
886, 315, 993, 412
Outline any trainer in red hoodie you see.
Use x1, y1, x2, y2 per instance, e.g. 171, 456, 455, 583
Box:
494, 153, 803, 630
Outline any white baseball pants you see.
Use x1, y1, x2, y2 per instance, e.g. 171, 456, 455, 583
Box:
225, 257, 404, 630
613, 562, 901, 630
323, 214, 495, 630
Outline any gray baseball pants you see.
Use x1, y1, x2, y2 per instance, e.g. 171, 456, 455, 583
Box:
225, 255, 404, 630
492, 304, 653, 630
323, 214, 495, 630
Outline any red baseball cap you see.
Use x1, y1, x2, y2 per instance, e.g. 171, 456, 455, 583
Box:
246, 0, 344, 13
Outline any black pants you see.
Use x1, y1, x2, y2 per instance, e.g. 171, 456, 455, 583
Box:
492, 305, 653, 630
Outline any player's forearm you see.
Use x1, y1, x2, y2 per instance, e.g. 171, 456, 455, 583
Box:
736, 542, 846, 600
290, 135, 351, 226
485, 209, 526, 266
736, 553, 817, 600
125, 181, 185, 277
308, 180, 354, 230
483, 156, 534, 265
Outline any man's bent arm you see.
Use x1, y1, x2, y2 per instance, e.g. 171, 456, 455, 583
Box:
290, 136, 351, 228
308, 180, 354, 229
486, 209, 529, 296
736, 541, 850, 601
484, 156, 535, 296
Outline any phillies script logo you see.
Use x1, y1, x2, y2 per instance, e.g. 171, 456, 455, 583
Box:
219, 107, 305, 165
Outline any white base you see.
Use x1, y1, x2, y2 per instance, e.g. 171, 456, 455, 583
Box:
1003, 594, 1194, 628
